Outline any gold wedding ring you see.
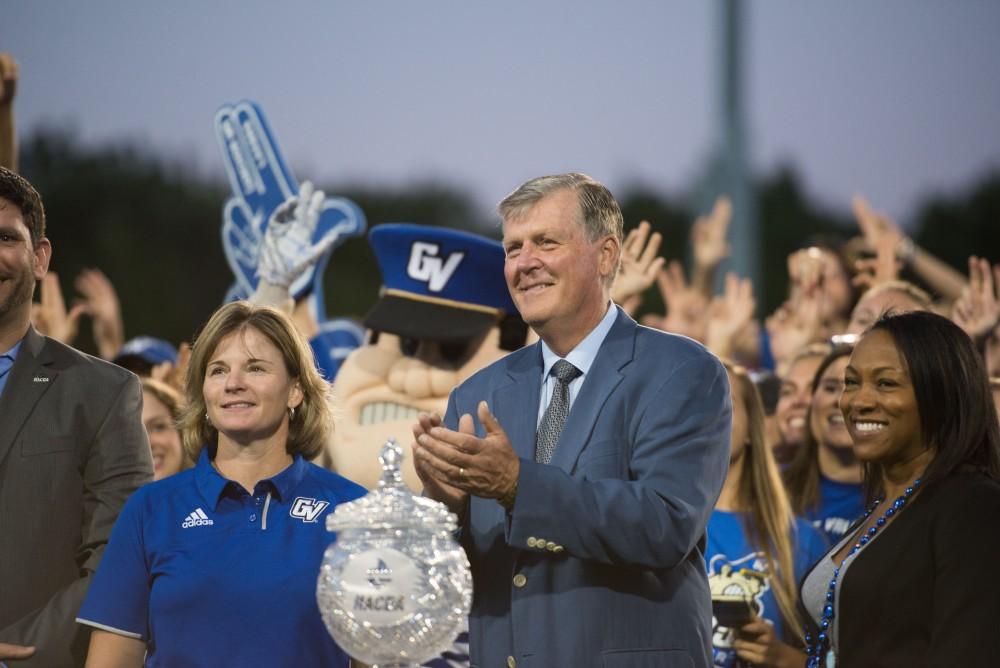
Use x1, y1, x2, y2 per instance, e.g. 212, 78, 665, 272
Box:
459, 467, 466, 478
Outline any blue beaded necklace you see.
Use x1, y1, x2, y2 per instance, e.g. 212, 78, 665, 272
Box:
804, 478, 922, 667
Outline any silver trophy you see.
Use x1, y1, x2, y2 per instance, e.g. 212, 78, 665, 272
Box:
317, 438, 472, 668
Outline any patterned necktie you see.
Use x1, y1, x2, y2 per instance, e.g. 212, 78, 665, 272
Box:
535, 360, 582, 464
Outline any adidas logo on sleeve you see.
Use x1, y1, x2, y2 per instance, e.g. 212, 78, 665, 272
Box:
181, 508, 214, 528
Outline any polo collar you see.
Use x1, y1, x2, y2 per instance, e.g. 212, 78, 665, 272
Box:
194, 446, 308, 509
267, 451, 308, 501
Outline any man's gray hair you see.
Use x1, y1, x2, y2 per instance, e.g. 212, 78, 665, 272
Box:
497, 172, 624, 247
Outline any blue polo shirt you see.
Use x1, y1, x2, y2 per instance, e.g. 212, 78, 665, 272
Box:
77, 447, 366, 667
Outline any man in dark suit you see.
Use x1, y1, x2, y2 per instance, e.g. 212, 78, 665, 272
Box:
413, 173, 732, 668
0, 166, 151, 666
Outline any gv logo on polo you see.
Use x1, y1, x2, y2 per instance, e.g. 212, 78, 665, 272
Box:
406, 242, 464, 292
290, 496, 329, 523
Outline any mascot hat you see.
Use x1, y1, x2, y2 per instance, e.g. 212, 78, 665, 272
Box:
365, 224, 518, 342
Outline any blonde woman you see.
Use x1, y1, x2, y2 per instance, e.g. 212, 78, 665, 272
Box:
139, 377, 190, 481
706, 363, 826, 668
77, 302, 366, 667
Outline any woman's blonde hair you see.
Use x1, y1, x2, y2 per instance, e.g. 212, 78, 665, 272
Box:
177, 302, 332, 462
140, 376, 194, 470
725, 362, 805, 643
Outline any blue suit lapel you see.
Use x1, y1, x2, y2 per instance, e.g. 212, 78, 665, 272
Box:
549, 309, 636, 473
492, 342, 543, 461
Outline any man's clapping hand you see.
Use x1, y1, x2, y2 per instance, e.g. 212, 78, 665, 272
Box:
413, 401, 520, 513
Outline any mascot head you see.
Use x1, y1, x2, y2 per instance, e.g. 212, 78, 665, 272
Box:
327, 224, 527, 490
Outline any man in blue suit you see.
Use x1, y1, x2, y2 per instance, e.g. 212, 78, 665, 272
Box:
413, 173, 732, 668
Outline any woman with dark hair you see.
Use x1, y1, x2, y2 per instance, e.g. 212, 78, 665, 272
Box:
707, 363, 826, 668
782, 345, 864, 545
800, 311, 1000, 667
77, 302, 367, 667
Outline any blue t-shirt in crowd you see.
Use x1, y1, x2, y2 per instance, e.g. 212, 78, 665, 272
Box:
804, 475, 865, 545
77, 448, 366, 667
706, 510, 827, 668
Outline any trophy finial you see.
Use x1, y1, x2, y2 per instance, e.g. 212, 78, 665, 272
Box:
377, 438, 405, 488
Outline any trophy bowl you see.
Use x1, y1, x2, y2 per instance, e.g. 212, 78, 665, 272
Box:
317, 439, 472, 668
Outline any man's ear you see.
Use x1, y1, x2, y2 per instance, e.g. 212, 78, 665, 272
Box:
33, 237, 52, 280
599, 234, 621, 280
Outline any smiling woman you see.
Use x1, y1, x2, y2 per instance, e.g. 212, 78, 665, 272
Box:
139, 377, 189, 481
774, 343, 832, 465
75, 302, 367, 668
178, 302, 335, 465
840, 330, 924, 467
783, 344, 865, 545
799, 311, 1000, 667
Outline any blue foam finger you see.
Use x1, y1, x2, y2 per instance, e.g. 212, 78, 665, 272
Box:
216, 101, 294, 295
232, 102, 297, 210
221, 199, 264, 296
214, 100, 367, 303
214, 107, 265, 206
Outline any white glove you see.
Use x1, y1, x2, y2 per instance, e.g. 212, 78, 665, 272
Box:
256, 181, 339, 289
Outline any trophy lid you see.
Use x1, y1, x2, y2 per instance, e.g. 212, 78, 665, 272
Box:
326, 438, 459, 532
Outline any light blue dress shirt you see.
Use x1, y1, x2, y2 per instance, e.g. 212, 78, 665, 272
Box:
537, 301, 617, 427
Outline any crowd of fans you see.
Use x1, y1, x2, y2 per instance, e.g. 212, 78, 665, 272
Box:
2, 49, 999, 668
19, 180, 998, 668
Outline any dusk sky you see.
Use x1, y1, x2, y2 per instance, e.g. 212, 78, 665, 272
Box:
4, 1, 999, 228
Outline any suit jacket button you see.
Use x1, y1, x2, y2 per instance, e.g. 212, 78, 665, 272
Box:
507, 656, 517, 668
545, 541, 557, 551
553, 545, 564, 553
512, 573, 527, 588
526, 537, 537, 548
